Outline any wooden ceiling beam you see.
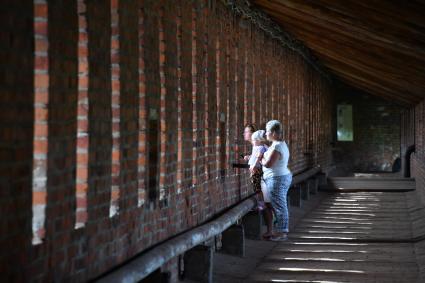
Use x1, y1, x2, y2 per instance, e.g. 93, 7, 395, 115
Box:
277, 29, 424, 97
318, 55, 423, 101
328, 66, 420, 105
279, 26, 425, 97
336, 78, 415, 107
273, 17, 425, 79
309, 0, 425, 30
334, 75, 412, 107
252, 0, 425, 104
254, 1, 425, 60
266, 0, 425, 48
256, 5, 425, 98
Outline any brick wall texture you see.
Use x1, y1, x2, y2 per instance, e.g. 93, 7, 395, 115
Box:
402, 99, 425, 203
334, 87, 401, 174
0, 0, 333, 281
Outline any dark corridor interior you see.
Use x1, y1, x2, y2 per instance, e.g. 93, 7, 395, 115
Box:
1, 0, 424, 282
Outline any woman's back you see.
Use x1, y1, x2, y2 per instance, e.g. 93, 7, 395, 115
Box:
262, 141, 290, 179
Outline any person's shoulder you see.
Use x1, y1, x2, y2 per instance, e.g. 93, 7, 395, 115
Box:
278, 140, 289, 147
274, 141, 284, 147
280, 141, 289, 150
273, 141, 287, 151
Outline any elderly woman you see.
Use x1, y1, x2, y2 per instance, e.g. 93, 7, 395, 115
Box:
261, 120, 292, 241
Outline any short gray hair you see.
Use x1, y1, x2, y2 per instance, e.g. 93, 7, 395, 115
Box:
266, 120, 283, 136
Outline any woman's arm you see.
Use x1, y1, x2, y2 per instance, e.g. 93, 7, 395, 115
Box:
249, 151, 264, 172
262, 150, 281, 168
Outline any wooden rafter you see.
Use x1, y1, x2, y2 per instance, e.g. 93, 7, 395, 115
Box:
253, 0, 425, 104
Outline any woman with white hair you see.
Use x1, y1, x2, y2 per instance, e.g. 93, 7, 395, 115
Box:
261, 120, 292, 241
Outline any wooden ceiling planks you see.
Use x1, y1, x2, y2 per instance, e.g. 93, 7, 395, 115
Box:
330, 68, 420, 106
269, 13, 425, 77
335, 76, 415, 107
252, 0, 425, 106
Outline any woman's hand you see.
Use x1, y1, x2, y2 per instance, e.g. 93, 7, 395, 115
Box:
249, 166, 259, 175
262, 150, 280, 168
243, 155, 251, 161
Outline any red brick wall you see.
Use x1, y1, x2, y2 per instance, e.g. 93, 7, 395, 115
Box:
333, 85, 402, 174
400, 99, 424, 205
401, 107, 416, 174
0, 0, 333, 281
401, 100, 425, 283
75, 0, 89, 229
32, 0, 50, 245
